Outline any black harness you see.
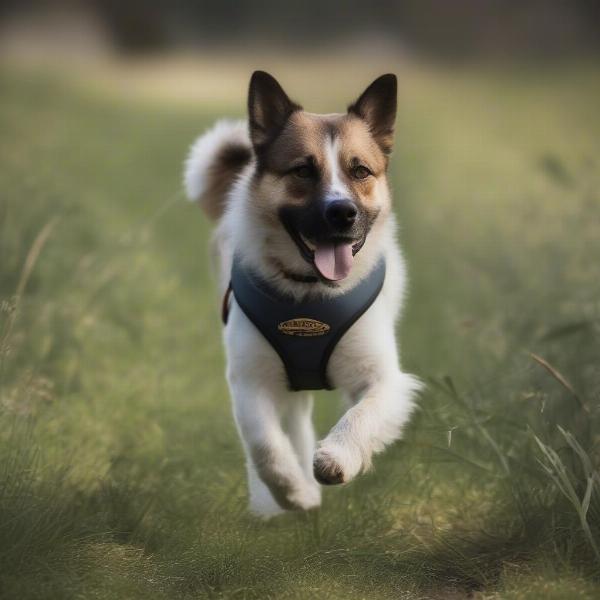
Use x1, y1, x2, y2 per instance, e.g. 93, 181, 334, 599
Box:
222, 258, 386, 391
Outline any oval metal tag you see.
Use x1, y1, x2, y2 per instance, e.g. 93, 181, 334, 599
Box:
278, 318, 330, 337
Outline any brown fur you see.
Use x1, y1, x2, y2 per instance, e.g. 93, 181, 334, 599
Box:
201, 143, 252, 220
252, 111, 391, 221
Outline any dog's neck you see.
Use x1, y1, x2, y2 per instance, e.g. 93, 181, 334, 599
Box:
267, 257, 320, 284
284, 272, 320, 284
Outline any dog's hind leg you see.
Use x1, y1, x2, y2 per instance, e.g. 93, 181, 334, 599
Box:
246, 461, 285, 518
284, 394, 319, 484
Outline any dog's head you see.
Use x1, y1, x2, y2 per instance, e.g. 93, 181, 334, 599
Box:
246, 71, 397, 284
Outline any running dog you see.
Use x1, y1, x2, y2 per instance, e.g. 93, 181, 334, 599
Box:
184, 71, 421, 517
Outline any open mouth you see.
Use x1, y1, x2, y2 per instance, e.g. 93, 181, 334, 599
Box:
281, 216, 366, 282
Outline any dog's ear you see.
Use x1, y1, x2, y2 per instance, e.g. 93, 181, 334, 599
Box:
248, 71, 301, 150
348, 74, 397, 154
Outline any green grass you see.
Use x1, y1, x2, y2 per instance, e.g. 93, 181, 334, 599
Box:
1, 61, 600, 599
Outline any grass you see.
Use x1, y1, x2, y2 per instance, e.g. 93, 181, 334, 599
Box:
1, 59, 600, 599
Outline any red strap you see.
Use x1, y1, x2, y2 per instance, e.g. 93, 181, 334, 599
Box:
221, 282, 233, 325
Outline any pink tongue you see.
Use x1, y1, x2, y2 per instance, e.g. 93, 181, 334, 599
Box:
314, 242, 354, 281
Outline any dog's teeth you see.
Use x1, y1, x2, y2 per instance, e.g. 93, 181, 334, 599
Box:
300, 235, 315, 250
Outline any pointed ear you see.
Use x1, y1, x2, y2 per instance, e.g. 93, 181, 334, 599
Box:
248, 71, 301, 150
348, 74, 397, 154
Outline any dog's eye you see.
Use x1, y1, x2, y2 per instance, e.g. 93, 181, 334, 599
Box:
351, 165, 371, 180
293, 165, 312, 179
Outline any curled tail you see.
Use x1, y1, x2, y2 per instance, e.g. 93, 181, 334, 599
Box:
183, 119, 252, 220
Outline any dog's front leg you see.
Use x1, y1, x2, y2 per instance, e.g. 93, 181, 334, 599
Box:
229, 377, 321, 515
313, 370, 421, 485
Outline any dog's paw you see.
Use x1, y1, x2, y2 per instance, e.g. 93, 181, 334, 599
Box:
286, 481, 322, 511
313, 441, 362, 485
249, 493, 287, 519
249, 501, 286, 520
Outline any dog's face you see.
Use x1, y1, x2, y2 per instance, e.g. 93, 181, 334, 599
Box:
247, 71, 397, 283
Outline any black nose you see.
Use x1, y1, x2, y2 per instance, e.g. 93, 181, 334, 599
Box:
324, 199, 358, 230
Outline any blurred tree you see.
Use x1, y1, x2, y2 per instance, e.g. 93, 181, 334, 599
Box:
0, 0, 598, 57
91, 0, 170, 52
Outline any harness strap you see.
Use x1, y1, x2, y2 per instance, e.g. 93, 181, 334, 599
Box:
225, 258, 386, 391
221, 282, 233, 325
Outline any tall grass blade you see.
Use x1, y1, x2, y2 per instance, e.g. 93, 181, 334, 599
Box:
529, 353, 589, 414
534, 431, 600, 566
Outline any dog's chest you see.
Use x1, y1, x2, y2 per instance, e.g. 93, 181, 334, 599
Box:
226, 258, 386, 391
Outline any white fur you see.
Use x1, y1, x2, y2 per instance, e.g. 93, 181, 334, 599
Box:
185, 121, 422, 518
183, 119, 248, 202
324, 136, 350, 199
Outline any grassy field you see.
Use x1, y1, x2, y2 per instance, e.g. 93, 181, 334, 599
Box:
1, 59, 600, 599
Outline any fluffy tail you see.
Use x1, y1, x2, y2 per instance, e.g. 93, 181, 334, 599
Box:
183, 119, 252, 220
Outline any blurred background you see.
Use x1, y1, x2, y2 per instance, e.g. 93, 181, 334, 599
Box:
1, 0, 600, 92
2, 0, 600, 58
1, 0, 599, 108
1, 2, 600, 599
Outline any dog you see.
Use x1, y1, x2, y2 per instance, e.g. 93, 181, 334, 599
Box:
184, 71, 421, 517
